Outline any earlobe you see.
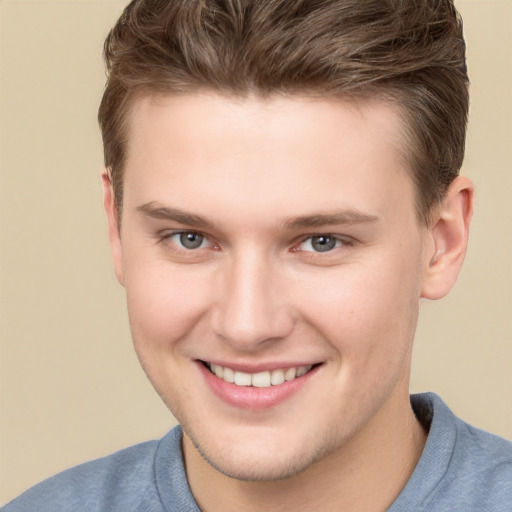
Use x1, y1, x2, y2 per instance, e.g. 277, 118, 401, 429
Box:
421, 176, 474, 300
102, 171, 125, 286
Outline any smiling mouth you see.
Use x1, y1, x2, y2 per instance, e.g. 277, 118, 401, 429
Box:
202, 362, 319, 388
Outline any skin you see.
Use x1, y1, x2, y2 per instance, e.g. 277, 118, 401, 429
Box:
104, 92, 473, 511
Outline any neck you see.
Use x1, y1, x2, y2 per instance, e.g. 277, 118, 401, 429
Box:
183, 389, 426, 512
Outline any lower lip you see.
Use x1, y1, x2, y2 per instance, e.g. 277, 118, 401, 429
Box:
197, 362, 320, 410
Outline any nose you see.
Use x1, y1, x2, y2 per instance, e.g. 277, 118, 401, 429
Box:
210, 249, 295, 351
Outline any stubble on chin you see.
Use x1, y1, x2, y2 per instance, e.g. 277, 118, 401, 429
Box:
180, 421, 349, 483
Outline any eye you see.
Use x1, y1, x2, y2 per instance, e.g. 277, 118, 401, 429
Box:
170, 232, 209, 250
299, 235, 345, 253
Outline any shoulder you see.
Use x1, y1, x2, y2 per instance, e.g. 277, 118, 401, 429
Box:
3, 427, 185, 512
444, 411, 512, 503
392, 393, 512, 512
416, 392, 512, 474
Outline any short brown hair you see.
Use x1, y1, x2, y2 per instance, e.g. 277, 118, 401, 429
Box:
98, 0, 469, 224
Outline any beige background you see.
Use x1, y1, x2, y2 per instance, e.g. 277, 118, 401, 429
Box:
0, 0, 511, 504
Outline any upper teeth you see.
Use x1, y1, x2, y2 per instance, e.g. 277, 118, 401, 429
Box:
209, 364, 313, 388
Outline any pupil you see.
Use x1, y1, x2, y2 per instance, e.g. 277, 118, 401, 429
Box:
180, 232, 203, 249
312, 235, 336, 252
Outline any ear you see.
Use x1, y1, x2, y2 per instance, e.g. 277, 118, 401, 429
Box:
102, 171, 125, 286
421, 176, 474, 300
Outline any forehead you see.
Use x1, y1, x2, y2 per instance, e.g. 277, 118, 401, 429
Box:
126, 92, 406, 158
122, 92, 415, 226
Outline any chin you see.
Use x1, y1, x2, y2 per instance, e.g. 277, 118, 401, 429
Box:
202, 448, 314, 482
184, 424, 336, 482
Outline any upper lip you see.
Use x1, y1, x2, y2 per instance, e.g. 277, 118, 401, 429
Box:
198, 359, 322, 373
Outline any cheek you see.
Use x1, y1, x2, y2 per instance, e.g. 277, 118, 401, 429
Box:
296, 258, 422, 359
123, 257, 212, 352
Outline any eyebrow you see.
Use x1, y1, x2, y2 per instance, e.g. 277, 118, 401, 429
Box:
283, 210, 379, 229
137, 202, 378, 231
136, 202, 215, 229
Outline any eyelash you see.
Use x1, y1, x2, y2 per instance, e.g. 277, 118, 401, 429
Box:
157, 230, 354, 256
157, 231, 215, 251
295, 234, 353, 254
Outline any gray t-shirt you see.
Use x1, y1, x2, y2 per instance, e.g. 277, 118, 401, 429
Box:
4, 393, 512, 511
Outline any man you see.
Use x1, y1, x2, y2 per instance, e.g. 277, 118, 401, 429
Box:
4, 0, 511, 510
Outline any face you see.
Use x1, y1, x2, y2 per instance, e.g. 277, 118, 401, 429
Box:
108, 93, 433, 480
